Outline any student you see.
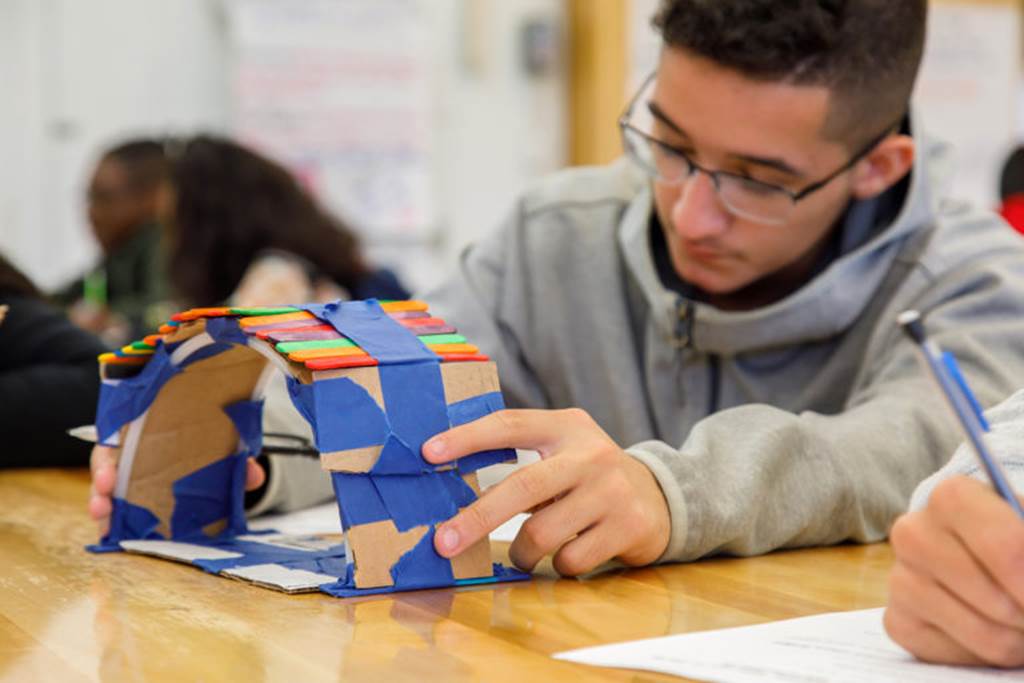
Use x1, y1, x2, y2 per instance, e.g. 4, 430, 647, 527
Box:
90, 135, 411, 525
161, 135, 409, 309
0, 253, 107, 467
55, 140, 169, 344
884, 390, 1024, 668
91, 0, 1024, 575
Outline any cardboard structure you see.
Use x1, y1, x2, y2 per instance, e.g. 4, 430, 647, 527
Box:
90, 299, 528, 596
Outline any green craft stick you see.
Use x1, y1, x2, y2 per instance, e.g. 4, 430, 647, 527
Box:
276, 338, 359, 353
130, 341, 155, 351
275, 333, 468, 354
416, 334, 467, 345
229, 307, 302, 316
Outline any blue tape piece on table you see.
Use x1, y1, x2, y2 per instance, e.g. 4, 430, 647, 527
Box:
170, 453, 249, 540
379, 361, 449, 468
447, 392, 516, 473
95, 345, 181, 443
301, 300, 438, 364
331, 472, 390, 529
90, 497, 163, 550
191, 538, 347, 574
390, 527, 454, 589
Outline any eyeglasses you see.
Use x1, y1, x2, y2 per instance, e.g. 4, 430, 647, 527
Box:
619, 73, 899, 226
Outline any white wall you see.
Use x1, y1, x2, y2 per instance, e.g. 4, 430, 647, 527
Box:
1, 0, 230, 290
1, 0, 567, 295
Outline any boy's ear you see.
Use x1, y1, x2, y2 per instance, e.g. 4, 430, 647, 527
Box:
850, 135, 915, 200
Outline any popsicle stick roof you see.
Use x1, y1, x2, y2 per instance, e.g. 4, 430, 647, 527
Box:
98, 301, 490, 377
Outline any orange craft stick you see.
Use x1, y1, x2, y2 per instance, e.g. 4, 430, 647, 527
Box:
255, 324, 334, 340
427, 343, 478, 354
171, 307, 232, 322
287, 347, 369, 362
380, 300, 429, 313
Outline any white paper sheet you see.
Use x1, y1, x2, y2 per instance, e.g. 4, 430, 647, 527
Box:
554, 608, 1020, 682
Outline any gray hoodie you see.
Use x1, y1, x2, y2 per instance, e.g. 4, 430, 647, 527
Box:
423, 127, 1024, 563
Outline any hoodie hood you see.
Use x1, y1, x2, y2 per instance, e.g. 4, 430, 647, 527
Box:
619, 113, 954, 356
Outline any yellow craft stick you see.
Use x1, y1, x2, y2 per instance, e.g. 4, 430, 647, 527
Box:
119, 346, 155, 356
239, 311, 317, 327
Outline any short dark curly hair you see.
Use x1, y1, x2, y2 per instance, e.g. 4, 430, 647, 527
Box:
653, 0, 927, 147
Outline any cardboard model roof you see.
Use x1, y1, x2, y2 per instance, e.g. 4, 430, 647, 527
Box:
90, 299, 528, 596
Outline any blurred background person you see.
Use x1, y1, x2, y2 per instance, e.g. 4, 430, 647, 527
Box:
0, 252, 104, 468
53, 140, 170, 346
999, 146, 1024, 235
161, 135, 410, 309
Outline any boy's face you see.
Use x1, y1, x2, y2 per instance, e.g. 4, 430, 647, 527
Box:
87, 158, 157, 255
648, 48, 871, 296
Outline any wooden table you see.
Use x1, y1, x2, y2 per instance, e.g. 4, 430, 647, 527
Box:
0, 469, 894, 682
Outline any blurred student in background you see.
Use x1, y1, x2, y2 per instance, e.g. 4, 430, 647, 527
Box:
161, 135, 409, 309
54, 140, 169, 345
998, 146, 1024, 235
1, 253, 104, 467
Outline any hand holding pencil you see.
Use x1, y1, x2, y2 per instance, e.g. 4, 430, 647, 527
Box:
884, 310, 1024, 667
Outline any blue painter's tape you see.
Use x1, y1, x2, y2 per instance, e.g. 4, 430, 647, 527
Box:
301, 300, 437, 364
390, 527, 454, 589
331, 472, 390, 529
191, 538, 347, 574
170, 453, 249, 540
456, 448, 515, 475
448, 391, 505, 427
372, 472, 460, 532
98, 497, 163, 547
370, 434, 428, 475
438, 468, 478, 510
95, 346, 181, 443
313, 375, 390, 452
379, 361, 449, 463
204, 316, 250, 347
286, 377, 318, 437
223, 399, 265, 457
446, 392, 516, 473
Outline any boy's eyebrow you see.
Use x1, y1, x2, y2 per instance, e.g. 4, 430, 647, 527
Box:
647, 101, 807, 179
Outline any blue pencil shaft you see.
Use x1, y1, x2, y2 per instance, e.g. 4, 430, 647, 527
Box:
920, 340, 1024, 518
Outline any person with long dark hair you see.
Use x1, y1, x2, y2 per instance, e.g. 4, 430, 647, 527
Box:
1, 253, 106, 467
162, 135, 409, 308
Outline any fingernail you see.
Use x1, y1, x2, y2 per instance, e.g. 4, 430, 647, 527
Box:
423, 437, 446, 460
438, 526, 460, 555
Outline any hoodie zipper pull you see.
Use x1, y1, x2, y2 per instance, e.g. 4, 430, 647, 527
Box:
673, 298, 694, 349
